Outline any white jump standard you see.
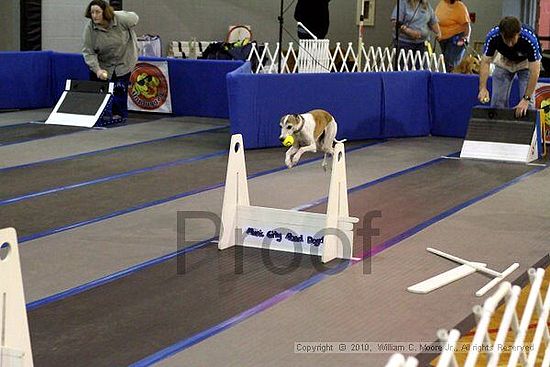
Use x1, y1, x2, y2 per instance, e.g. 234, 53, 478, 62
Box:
0, 228, 34, 367
218, 134, 358, 263
460, 107, 543, 163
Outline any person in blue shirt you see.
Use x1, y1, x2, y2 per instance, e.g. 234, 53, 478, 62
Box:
478, 16, 542, 117
391, 0, 441, 56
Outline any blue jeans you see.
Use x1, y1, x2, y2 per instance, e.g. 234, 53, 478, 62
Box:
491, 66, 529, 108
438, 34, 466, 72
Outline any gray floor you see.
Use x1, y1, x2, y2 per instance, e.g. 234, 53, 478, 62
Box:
20, 136, 461, 303
0, 108, 51, 126
0, 116, 228, 169
3, 109, 548, 367
158, 158, 550, 367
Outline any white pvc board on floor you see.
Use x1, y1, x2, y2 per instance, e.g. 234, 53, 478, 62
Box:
407, 263, 487, 294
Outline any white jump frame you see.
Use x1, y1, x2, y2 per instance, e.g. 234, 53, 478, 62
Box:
45, 80, 114, 128
0, 228, 34, 367
218, 134, 358, 263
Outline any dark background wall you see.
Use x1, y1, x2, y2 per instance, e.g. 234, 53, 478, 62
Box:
0, 0, 537, 55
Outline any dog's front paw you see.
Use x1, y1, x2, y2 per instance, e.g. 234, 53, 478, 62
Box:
291, 155, 301, 165
285, 158, 293, 168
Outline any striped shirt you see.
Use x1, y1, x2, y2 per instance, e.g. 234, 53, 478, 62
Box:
483, 25, 542, 63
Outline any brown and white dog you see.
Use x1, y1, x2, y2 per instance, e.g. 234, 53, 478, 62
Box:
279, 109, 344, 169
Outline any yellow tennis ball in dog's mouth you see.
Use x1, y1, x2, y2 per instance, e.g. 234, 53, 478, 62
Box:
282, 135, 294, 147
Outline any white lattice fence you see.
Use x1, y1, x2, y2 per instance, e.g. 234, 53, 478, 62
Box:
385, 267, 550, 367
247, 42, 446, 74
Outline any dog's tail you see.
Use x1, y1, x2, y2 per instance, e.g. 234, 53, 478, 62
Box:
332, 138, 347, 147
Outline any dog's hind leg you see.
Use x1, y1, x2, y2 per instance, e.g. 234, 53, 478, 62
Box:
321, 120, 338, 170
321, 153, 330, 170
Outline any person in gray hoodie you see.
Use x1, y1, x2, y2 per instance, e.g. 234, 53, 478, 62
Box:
82, 0, 139, 122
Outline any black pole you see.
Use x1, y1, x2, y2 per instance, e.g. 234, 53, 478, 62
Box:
278, 0, 284, 73
20, 0, 42, 51
394, 0, 400, 70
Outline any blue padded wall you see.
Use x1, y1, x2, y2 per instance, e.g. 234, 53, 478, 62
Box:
381, 71, 431, 137
3, 51, 548, 139
227, 62, 384, 149
50, 52, 90, 102
430, 75, 550, 138
0, 51, 241, 119
430, 73, 482, 138
167, 58, 243, 118
0, 51, 53, 109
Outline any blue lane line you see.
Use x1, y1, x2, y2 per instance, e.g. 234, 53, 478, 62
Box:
19, 141, 384, 244
0, 125, 229, 173
360, 163, 547, 259
0, 122, 37, 129
128, 160, 547, 367
0, 128, 87, 148
292, 152, 460, 211
0, 119, 131, 147
26, 237, 215, 311
0, 150, 228, 207
24, 141, 385, 308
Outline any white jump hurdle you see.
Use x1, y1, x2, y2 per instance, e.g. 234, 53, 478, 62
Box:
218, 134, 358, 263
0, 228, 34, 367
388, 267, 550, 367
407, 248, 518, 296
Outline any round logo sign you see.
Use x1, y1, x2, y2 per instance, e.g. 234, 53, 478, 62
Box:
534, 85, 550, 143
534, 85, 550, 109
129, 62, 169, 110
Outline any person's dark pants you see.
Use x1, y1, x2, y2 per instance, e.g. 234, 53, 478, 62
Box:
89, 71, 130, 120
297, 29, 313, 39
296, 24, 326, 40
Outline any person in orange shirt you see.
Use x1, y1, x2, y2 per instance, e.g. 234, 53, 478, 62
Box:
435, 0, 471, 72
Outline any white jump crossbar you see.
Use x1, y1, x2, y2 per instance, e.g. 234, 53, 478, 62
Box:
218, 134, 358, 263
426, 248, 503, 278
